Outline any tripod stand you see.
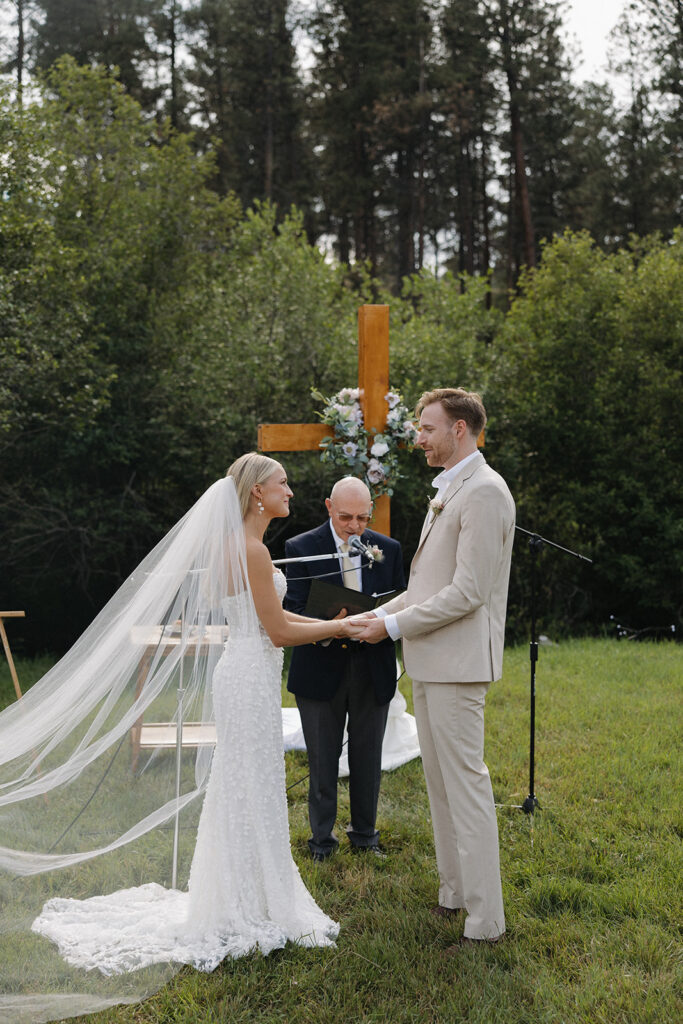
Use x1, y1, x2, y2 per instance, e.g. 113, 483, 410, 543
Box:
515, 526, 593, 814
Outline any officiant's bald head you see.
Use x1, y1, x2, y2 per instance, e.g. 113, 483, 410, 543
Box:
326, 477, 372, 539
329, 477, 371, 505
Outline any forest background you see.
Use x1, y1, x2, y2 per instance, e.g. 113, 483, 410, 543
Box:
0, 0, 681, 654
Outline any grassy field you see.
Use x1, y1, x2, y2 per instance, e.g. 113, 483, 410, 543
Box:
1, 639, 681, 1023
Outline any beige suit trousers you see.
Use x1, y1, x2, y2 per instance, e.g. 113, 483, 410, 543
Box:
413, 678, 505, 940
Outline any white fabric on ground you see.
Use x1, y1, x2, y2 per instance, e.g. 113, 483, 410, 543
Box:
281, 670, 421, 778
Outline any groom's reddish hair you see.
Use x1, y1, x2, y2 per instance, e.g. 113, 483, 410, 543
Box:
416, 388, 487, 437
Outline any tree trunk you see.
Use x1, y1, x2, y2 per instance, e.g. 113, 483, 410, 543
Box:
338, 215, 350, 265
397, 147, 416, 285
480, 131, 492, 305
507, 77, 535, 268
169, 1, 178, 129
462, 137, 475, 277
499, 9, 536, 270
264, 5, 274, 200
417, 33, 426, 270
17, 0, 25, 105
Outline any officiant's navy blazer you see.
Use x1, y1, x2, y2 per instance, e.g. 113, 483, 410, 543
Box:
284, 522, 405, 704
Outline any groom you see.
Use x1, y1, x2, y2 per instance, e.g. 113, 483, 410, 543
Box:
284, 477, 405, 860
353, 388, 515, 945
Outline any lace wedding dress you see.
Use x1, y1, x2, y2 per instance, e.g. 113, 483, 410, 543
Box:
32, 570, 338, 975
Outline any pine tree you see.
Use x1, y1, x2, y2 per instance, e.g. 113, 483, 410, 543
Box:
562, 82, 624, 248
184, 0, 311, 214
609, 0, 683, 236
308, 0, 437, 286
479, 1, 579, 280
147, 0, 190, 128
30, 0, 161, 105
1, 0, 36, 103
439, 0, 497, 278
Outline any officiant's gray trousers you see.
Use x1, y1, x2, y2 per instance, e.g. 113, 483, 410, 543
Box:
296, 657, 389, 856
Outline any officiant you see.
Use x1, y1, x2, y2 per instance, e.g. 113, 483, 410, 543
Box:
285, 477, 405, 861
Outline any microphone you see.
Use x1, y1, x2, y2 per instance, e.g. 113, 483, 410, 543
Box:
348, 535, 384, 564
347, 535, 369, 558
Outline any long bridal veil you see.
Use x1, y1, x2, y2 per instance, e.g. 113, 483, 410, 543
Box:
0, 477, 261, 1023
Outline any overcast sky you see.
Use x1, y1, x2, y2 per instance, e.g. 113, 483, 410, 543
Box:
562, 0, 627, 82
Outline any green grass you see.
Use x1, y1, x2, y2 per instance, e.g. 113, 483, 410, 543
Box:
1, 640, 681, 1023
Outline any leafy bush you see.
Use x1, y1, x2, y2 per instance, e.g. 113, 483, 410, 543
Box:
2, 64, 681, 652
489, 231, 683, 638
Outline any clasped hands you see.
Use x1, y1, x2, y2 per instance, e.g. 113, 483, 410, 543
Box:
333, 610, 388, 644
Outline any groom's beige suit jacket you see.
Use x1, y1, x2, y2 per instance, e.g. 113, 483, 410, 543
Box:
382, 452, 515, 682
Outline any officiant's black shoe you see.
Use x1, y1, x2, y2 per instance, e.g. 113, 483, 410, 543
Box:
351, 845, 387, 860
310, 847, 337, 863
308, 836, 338, 862
445, 933, 505, 954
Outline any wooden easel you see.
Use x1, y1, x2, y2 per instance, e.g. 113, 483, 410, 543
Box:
130, 624, 227, 771
0, 611, 25, 700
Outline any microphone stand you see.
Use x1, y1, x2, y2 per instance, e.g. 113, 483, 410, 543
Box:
272, 553, 341, 565
514, 526, 593, 814
273, 549, 375, 571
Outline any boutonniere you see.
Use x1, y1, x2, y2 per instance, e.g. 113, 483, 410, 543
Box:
366, 544, 385, 563
428, 497, 445, 517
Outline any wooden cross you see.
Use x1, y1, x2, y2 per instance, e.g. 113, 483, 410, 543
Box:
258, 304, 484, 537
259, 305, 394, 535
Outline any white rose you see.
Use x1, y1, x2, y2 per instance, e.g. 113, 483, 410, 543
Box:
367, 458, 386, 484
371, 441, 389, 457
337, 387, 360, 402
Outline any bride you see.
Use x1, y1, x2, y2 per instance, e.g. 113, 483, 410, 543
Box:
0, 454, 361, 1023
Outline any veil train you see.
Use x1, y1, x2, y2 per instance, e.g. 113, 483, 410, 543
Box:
0, 477, 338, 1023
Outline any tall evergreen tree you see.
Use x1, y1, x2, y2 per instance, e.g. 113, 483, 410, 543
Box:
308, 0, 437, 286
562, 82, 624, 248
439, 0, 567, 285
628, 0, 683, 108
609, 0, 683, 236
307, 0, 387, 272
439, 0, 497, 278
30, 0, 161, 105
147, 0, 190, 128
184, 0, 312, 215
484, 0, 538, 273
508, 2, 578, 246
0, 0, 36, 102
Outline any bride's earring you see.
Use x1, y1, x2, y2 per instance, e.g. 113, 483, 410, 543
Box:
256, 495, 264, 515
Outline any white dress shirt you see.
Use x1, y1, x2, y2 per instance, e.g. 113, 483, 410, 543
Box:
378, 452, 480, 641
330, 521, 363, 590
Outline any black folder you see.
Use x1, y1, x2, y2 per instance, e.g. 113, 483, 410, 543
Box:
304, 578, 402, 620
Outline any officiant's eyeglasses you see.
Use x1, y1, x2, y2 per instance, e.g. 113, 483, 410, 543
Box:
336, 513, 372, 524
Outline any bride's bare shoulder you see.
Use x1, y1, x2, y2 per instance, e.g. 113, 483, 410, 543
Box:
244, 536, 273, 576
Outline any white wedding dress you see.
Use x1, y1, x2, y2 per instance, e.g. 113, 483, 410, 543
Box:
32, 571, 339, 975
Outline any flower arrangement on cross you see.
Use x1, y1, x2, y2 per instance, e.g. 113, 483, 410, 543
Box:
312, 387, 418, 500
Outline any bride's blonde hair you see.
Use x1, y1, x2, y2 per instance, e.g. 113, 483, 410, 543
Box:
226, 452, 282, 518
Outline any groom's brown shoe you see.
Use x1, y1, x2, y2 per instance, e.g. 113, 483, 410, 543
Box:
445, 933, 505, 953
430, 905, 464, 920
